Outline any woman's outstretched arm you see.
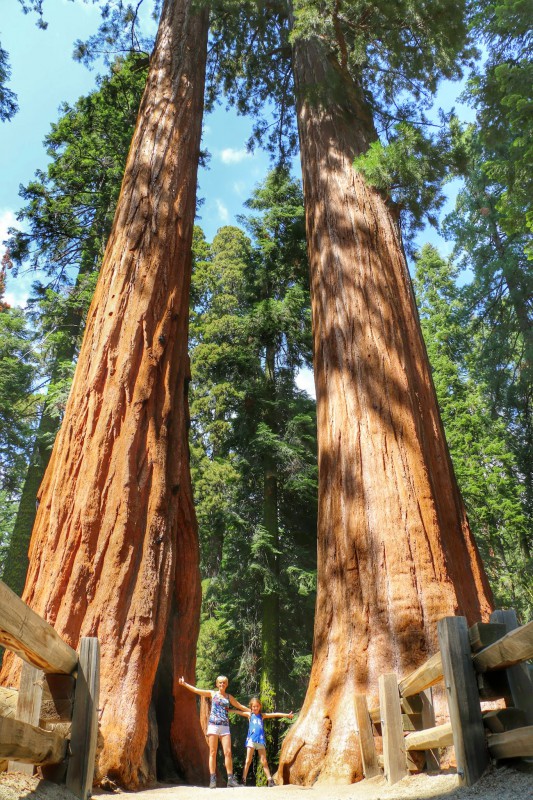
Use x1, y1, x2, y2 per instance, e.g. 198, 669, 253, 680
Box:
178, 676, 213, 697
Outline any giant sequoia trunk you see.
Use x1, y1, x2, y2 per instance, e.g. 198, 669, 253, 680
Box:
1, 0, 209, 788
3, 255, 94, 598
277, 34, 494, 785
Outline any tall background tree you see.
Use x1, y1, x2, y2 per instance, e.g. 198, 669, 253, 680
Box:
441, 0, 532, 596
414, 244, 531, 619
190, 170, 317, 782
0, 266, 38, 567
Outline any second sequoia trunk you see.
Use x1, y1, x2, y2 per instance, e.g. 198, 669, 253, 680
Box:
1, 0, 209, 788
277, 34, 494, 785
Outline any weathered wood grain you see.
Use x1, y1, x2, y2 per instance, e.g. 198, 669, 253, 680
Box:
0, 580, 77, 674
487, 726, 533, 759
8, 662, 43, 775
379, 673, 407, 785
354, 695, 381, 779
473, 620, 533, 673
399, 652, 443, 698
0, 687, 18, 718
0, 716, 66, 764
490, 610, 533, 725
438, 616, 489, 786
404, 722, 454, 751
469, 622, 507, 653
483, 708, 527, 733
66, 637, 100, 800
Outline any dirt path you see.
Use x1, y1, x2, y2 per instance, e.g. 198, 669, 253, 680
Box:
92, 767, 532, 800
1, 767, 531, 800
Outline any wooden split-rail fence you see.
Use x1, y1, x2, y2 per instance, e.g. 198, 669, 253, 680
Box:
0, 579, 100, 800
355, 610, 533, 787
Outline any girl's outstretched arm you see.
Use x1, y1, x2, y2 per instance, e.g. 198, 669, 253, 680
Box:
262, 711, 294, 720
178, 676, 213, 697
228, 694, 250, 712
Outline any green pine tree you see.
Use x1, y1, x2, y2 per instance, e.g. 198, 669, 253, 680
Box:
414, 244, 531, 618
191, 170, 317, 781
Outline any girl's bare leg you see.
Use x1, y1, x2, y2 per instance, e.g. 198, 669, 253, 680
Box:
242, 747, 254, 783
258, 747, 272, 780
221, 734, 234, 776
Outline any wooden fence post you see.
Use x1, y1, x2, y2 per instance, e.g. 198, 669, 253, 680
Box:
379, 673, 407, 785
8, 662, 44, 775
437, 616, 489, 786
354, 695, 381, 778
65, 638, 100, 800
490, 610, 533, 725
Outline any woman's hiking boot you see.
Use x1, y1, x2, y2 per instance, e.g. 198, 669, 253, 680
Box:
227, 775, 241, 788
209, 774, 217, 789
267, 779, 276, 787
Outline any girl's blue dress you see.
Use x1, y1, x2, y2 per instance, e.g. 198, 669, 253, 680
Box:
245, 712, 266, 748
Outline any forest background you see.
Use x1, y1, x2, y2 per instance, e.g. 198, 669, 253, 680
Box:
0, 0, 531, 783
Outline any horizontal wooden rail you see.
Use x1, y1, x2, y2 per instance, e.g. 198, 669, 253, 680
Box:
0, 716, 67, 765
399, 652, 443, 698
404, 722, 453, 751
487, 726, 533, 759
368, 652, 443, 722
473, 620, 533, 673
0, 580, 78, 675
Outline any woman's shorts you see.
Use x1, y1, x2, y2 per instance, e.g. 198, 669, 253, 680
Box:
245, 738, 266, 750
207, 723, 231, 737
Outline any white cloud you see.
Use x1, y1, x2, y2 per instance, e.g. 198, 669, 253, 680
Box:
220, 148, 251, 165
0, 209, 17, 251
0, 209, 30, 308
215, 199, 229, 222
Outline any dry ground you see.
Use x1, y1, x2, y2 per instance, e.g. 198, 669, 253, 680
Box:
1, 767, 531, 800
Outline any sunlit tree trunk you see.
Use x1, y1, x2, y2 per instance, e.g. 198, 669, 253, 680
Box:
2, 255, 93, 598
277, 32, 494, 786
1, 0, 209, 788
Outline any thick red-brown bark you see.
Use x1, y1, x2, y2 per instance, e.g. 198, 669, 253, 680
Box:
1, 0, 209, 788
277, 36, 494, 786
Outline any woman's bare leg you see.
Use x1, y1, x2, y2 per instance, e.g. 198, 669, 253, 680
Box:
221, 734, 233, 776
208, 735, 218, 775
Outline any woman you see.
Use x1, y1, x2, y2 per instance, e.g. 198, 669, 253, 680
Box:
179, 674, 249, 788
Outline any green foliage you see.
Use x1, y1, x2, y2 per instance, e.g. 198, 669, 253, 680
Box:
0, 39, 18, 121
468, 0, 532, 251
414, 245, 531, 619
354, 117, 468, 249
192, 171, 317, 735
0, 290, 39, 571
206, 0, 478, 151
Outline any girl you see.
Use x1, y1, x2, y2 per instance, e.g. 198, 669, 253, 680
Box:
178, 674, 249, 788
238, 697, 294, 787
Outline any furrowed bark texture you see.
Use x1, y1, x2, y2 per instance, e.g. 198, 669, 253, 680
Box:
0, 0, 209, 788
277, 36, 494, 786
